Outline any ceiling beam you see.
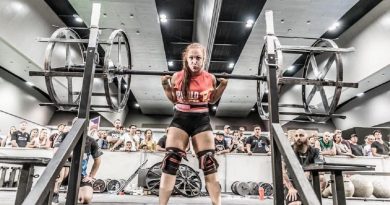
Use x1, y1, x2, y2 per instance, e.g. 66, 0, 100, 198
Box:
192, 0, 223, 70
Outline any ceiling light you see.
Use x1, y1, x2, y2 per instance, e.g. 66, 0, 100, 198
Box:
135, 103, 140, 107
26, 81, 34, 87
228, 62, 234, 68
287, 65, 295, 71
328, 22, 340, 31
168, 61, 174, 66
251, 108, 255, 111
356, 92, 364, 97
73, 14, 83, 23
212, 106, 217, 110
246, 19, 254, 27
160, 14, 167, 23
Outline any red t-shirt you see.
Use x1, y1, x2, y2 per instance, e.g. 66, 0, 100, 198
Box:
173, 70, 214, 112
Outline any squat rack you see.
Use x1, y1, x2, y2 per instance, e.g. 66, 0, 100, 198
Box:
23, 4, 356, 205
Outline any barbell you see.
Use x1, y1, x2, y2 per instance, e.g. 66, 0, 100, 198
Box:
31, 25, 358, 122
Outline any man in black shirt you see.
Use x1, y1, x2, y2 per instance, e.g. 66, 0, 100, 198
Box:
157, 135, 167, 152
107, 119, 123, 148
371, 130, 389, 157
283, 129, 322, 205
347, 134, 364, 156
11, 121, 30, 148
245, 125, 270, 155
214, 131, 229, 155
47, 123, 65, 148
52, 120, 103, 204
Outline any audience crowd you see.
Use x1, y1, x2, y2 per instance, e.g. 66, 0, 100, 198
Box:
1, 120, 389, 158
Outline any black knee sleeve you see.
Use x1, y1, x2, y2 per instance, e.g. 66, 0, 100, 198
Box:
161, 147, 187, 175
197, 149, 219, 176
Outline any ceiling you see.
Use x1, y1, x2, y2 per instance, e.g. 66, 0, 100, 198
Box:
1, 0, 387, 123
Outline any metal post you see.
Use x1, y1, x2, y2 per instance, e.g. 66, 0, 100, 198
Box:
312, 171, 322, 204
65, 3, 101, 205
15, 164, 34, 205
333, 171, 346, 205
265, 10, 284, 205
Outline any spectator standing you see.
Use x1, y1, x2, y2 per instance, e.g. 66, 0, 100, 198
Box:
47, 123, 65, 148
111, 125, 139, 151
347, 134, 364, 156
107, 119, 123, 148
230, 131, 245, 153
223, 125, 233, 147
315, 132, 336, 156
333, 132, 355, 157
308, 135, 317, 147
139, 129, 156, 152
11, 121, 30, 148
371, 130, 389, 157
363, 135, 375, 156
134, 129, 143, 145
1, 126, 16, 147
238, 127, 246, 143
27, 128, 39, 148
214, 131, 229, 155
246, 125, 270, 155
37, 129, 48, 147
157, 128, 169, 152
96, 130, 108, 149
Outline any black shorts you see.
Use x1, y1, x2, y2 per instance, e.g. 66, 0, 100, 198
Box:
61, 175, 92, 187
169, 110, 212, 137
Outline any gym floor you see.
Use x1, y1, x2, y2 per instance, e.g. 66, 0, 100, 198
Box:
0, 191, 389, 205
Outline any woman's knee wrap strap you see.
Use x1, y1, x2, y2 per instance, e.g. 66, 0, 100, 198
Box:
197, 149, 219, 176
161, 147, 186, 175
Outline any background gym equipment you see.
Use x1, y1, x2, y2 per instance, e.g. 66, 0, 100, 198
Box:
372, 179, 390, 198
144, 162, 202, 198
114, 159, 148, 195
258, 182, 273, 197
350, 175, 373, 197
92, 179, 107, 193
247, 181, 259, 195
36, 26, 132, 112
106, 179, 126, 193
327, 178, 355, 197
257, 30, 356, 122
230, 181, 250, 196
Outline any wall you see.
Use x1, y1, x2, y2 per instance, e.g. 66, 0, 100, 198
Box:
334, 81, 390, 130
0, 69, 54, 133
281, 120, 336, 133
332, 1, 390, 130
